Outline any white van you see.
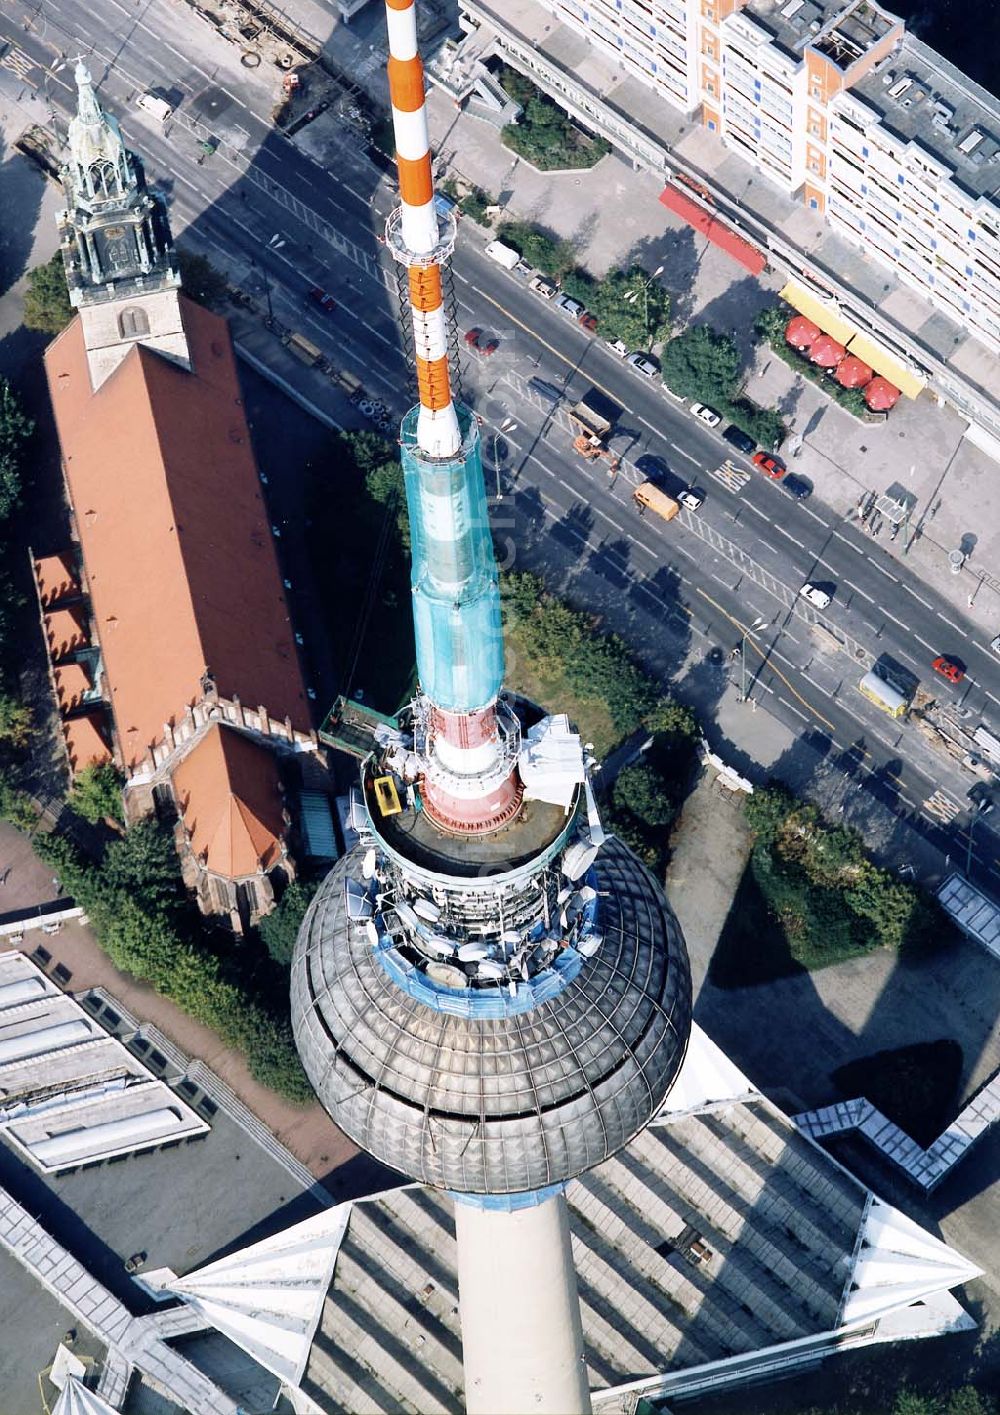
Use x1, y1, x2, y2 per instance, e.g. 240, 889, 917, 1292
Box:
484, 240, 520, 271
136, 93, 173, 122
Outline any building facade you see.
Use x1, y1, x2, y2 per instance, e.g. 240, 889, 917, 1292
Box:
498, 0, 1000, 351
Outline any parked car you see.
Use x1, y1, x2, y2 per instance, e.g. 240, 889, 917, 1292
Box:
722, 424, 756, 455
799, 582, 832, 609
464, 327, 499, 356
627, 352, 659, 378
554, 293, 585, 319
578, 310, 598, 332
678, 487, 705, 511
779, 473, 812, 499
690, 402, 722, 428
752, 451, 786, 478
308, 286, 336, 313
991, 634, 1000, 655
606, 338, 629, 358
932, 655, 965, 684
529, 275, 557, 299
514, 258, 533, 276
636, 454, 669, 484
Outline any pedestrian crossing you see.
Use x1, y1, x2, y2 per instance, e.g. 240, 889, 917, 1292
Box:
709, 459, 751, 494
0, 46, 36, 82
923, 790, 962, 825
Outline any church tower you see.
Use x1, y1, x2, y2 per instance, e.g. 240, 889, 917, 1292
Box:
57, 61, 190, 390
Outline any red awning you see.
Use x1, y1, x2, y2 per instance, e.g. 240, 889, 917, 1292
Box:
864, 375, 901, 410
808, 334, 847, 368
785, 315, 821, 350
834, 355, 874, 389
659, 186, 766, 275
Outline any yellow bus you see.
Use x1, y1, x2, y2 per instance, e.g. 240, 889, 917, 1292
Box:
858, 670, 910, 718
633, 481, 680, 524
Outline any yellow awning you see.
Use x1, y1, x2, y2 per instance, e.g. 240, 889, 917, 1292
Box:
845, 331, 926, 400
780, 281, 859, 346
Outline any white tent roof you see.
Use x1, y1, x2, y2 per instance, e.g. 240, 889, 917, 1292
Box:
842, 1196, 982, 1324
652, 1021, 760, 1120
518, 714, 585, 808
165, 1206, 350, 1386
52, 1377, 117, 1415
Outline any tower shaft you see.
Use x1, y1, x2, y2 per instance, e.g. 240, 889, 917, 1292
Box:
455, 1193, 592, 1415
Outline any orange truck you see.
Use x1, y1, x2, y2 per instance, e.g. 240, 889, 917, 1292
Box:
633, 481, 680, 523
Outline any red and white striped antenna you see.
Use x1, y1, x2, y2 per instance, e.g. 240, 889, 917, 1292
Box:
383, 0, 461, 460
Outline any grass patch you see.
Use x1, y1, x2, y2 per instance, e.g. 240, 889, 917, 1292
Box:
503, 618, 619, 757
833, 1040, 964, 1148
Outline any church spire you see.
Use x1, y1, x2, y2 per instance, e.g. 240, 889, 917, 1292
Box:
66, 59, 133, 207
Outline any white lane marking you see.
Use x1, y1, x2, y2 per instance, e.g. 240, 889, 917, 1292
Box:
937, 612, 963, 632
868, 558, 898, 581
987, 691, 1000, 709
833, 530, 866, 554
914, 633, 937, 652
881, 608, 907, 629
668, 443, 700, 466
773, 524, 805, 548
901, 584, 934, 610
801, 505, 830, 526
844, 580, 875, 604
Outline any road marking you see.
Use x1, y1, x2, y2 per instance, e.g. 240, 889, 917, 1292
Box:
474, 290, 620, 405
694, 587, 837, 733
801, 505, 830, 527
901, 584, 934, 610
936, 611, 963, 632
773, 524, 805, 549
867, 558, 898, 581
667, 443, 700, 466
923, 790, 962, 824
709, 461, 751, 493
914, 633, 937, 652
0, 45, 35, 80
844, 579, 875, 604
833, 530, 866, 554
882, 608, 907, 629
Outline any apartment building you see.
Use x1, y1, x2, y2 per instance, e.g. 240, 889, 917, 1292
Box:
517, 0, 1000, 351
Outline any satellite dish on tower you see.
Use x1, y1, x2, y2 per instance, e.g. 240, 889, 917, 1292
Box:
362, 848, 378, 879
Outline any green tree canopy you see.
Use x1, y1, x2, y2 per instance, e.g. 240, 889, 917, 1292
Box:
0, 694, 31, 748
661, 324, 741, 403
23, 251, 73, 335
0, 378, 34, 522
259, 878, 319, 966
613, 763, 677, 829
68, 762, 125, 825
645, 696, 699, 742
177, 248, 229, 307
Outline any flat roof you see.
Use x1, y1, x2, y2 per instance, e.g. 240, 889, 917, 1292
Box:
851, 34, 1000, 200
744, 0, 899, 67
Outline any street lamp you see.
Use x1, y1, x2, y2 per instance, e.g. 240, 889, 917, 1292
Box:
623, 265, 665, 346
739, 617, 769, 703
966, 810, 978, 877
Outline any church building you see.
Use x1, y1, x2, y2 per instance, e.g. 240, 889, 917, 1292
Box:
38, 64, 319, 931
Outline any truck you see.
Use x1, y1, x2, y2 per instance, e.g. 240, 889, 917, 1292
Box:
286, 331, 323, 367
858, 670, 910, 718
633, 481, 680, 523
484, 240, 520, 271
568, 389, 620, 450
136, 93, 173, 123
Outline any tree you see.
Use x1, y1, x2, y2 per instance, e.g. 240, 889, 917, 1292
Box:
743, 782, 796, 846
259, 878, 319, 966
661, 324, 741, 403
23, 251, 73, 335
645, 697, 698, 742
0, 694, 31, 748
753, 303, 791, 347
613, 763, 676, 829
68, 762, 125, 825
497, 221, 571, 279
177, 248, 229, 308
0, 766, 36, 832
100, 820, 184, 917
589, 267, 671, 349
0, 378, 34, 522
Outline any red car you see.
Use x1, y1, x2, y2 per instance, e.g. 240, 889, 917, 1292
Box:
752, 452, 786, 479
308, 286, 336, 312
932, 655, 965, 684
578, 310, 598, 332
464, 328, 499, 356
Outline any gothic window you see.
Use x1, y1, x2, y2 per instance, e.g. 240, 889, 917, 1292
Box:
119, 307, 150, 338
88, 159, 119, 198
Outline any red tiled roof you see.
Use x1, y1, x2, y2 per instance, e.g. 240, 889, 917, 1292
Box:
44, 300, 310, 771
44, 605, 88, 661
171, 723, 286, 879
53, 660, 92, 713
62, 710, 111, 774
34, 551, 79, 607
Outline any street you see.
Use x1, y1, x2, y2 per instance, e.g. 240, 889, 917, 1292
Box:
2, 0, 999, 892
